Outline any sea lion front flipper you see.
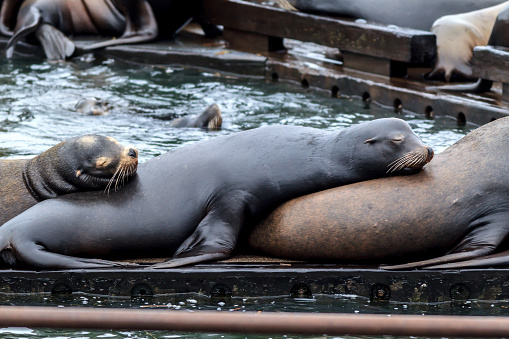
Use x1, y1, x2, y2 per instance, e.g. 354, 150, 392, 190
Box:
34, 24, 75, 60
9, 241, 129, 269
150, 192, 251, 269
5, 6, 41, 58
383, 214, 509, 270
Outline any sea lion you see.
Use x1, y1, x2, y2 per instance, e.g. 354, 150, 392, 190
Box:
0, 119, 432, 269
170, 104, 222, 130
0, 135, 138, 226
249, 117, 509, 270
75, 97, 111, 116
4, 0, 158, 60
427, 4, 509, 92
427, 1, 509, 82
274, 0, 507, 31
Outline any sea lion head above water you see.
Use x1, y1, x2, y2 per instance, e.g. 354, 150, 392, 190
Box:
24, 135, 139, 200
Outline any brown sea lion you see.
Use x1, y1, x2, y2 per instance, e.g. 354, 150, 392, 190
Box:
249, 117, 509, 270
0, 135, 138, 226
0, 119, 432, 269
170, 104, 222, 130
4, 0, 158, 60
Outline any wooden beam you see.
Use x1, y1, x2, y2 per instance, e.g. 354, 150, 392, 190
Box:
201, 0, 436, 64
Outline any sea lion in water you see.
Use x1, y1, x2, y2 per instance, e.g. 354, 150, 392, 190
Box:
0, 119, 432, 269
249, 117, 509, 270
75, 97, 111, 116
4, 0, 158, 60
0, 135, 138, 226
170, 104, 222, 129
427, 1, 509, 82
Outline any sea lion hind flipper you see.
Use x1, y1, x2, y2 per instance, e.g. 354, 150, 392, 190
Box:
425, 250, 509, 269
5, 6, 41, 58
382, 216, 509, 270
7, 241, 127, 269
34, 24, 75, 60
82, 0, 157, 51
426, 79, 494, 93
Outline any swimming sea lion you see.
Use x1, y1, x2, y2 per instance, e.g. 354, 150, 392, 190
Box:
75, 97, 111, 116
427, 1, 509, 82
249, 117, 509, 270
4, 0, 158, 60
274, 0, 507, 31
0, 119, 432, 269
0, 135, 138, 226
170, 104, 222, 130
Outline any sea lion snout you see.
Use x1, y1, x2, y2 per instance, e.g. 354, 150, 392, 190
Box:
127, 148, 137, 158
426, 147, 434, 163
387, 144, 434, 174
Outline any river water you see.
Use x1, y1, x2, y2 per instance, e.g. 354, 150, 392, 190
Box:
0, 55, 482, 339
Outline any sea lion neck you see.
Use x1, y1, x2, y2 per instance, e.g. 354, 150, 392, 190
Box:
22, 147, 78, 201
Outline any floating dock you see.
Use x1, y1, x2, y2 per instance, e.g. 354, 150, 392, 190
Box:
0, 0, 509, 303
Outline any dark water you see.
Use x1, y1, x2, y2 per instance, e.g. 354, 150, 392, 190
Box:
0, 55, 481, 339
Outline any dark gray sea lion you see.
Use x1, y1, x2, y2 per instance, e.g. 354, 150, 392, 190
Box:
4, 0, 158, 60
249, 117, 509, 270
276, 0, 507, 31
75, 97, 111, 116
0, 119, 432, 269
0, 135, 138, 226
170, 104, 222, 129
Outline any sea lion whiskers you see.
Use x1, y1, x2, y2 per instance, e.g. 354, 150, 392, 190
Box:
104, 162, 137, 195
387, 148, 430, 174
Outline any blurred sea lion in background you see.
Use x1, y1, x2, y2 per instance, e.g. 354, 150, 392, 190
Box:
170, 104, 222, 130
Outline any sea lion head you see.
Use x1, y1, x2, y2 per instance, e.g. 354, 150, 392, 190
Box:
24, 135, 139, 200
69, 135, 139, 192
350, 118, 434, 176
202, 103, 223, 130
75, 97, 110, 115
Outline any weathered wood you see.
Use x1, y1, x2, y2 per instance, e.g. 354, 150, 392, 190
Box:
201, 0, 436, 64
473, 46, 509, 82
223, 28, 285, 53
342, 52, 408, 77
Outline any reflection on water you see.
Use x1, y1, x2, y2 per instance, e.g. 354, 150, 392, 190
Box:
0, 55, 480, 339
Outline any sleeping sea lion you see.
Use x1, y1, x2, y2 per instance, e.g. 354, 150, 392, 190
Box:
0, 135, 138, 225
0, 119, 431, 269
248, 117, 509, 270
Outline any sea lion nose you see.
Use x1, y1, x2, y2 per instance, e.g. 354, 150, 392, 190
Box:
127, 148, 138, 158
426, 147, 434, 162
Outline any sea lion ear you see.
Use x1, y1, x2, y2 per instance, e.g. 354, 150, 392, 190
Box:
364, 138, 377, 144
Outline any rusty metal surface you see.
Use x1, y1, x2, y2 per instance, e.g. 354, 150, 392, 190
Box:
0, 262, 508, 303
0, 306, 509, 337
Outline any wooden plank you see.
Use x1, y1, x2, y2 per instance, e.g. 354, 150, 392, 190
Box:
201, 0, 436, 64
473, 45, 509, 82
